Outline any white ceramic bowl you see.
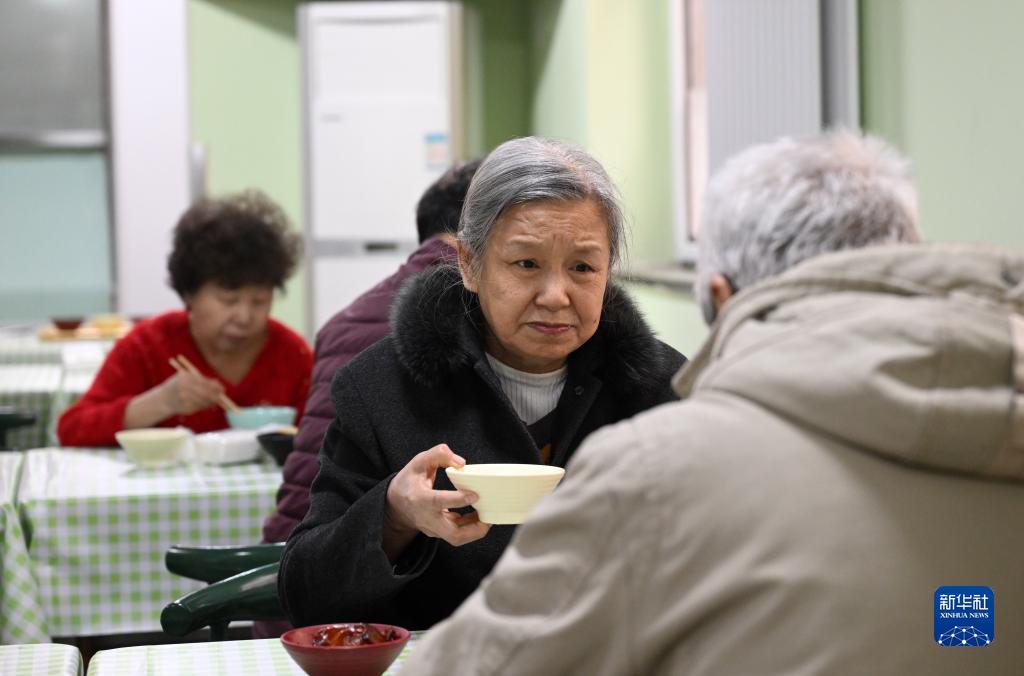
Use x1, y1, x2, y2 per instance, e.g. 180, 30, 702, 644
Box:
193, 429, 261, 465
445, 463, 566, 525
115, 428, 189, 468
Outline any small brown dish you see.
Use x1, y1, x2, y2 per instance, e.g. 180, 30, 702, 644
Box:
51, 317, 84, 331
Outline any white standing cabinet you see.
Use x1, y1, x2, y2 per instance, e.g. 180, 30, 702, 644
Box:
299, 1, 462, 335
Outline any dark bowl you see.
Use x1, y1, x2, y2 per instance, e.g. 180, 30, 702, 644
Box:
257, 431, 295, 466
51, 317, 84, 331
281, 623, 410, 676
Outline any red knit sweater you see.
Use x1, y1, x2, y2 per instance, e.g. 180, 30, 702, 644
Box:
57, 310, 313, 447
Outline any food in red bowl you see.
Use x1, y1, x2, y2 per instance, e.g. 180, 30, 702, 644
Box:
281, 623, 410, 676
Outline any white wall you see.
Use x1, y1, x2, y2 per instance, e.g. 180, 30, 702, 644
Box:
108, 0, 192, 315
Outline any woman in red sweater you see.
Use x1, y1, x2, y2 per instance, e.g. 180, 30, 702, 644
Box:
58, 191, 313, 447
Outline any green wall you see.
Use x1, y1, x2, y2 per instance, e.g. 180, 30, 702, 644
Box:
529, 0, 589, 144
625, 282, 706, 358
189, 0, 306, 333
17, 0, 1013, 356
189, 0, 535, 338
187, 0, 704, 355
861, 0, 1024, 248
528, 0, 677, 263
527, 0, 706, 356
463, 0, 531, 157
586, 0, 676, 266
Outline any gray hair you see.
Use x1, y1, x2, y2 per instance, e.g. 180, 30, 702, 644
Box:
696, 129, 921, 323
458, 136, 625, 272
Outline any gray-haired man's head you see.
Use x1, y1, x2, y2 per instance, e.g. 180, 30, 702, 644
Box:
696, 129, 921, 324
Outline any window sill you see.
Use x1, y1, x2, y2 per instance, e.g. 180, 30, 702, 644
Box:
618, 260, 696, 295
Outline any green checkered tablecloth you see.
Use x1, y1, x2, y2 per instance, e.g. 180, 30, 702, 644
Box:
0, 642, 83, 676
0, 452, 50, 644
15, 448, 281, 638
87, 633, 422, 675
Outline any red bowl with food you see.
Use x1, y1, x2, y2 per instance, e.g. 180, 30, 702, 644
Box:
51, 317, 84, 331
281, 623, 410, 676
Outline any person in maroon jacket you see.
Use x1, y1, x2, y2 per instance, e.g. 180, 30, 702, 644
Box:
261, 160, 482, 544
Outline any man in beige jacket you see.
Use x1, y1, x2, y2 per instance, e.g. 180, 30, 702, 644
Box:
400, 132, 1024, 674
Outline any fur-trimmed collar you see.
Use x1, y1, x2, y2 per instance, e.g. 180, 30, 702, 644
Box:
389, 264, 673, 396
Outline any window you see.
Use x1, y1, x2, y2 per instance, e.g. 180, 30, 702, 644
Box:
0, 0, 113, 320
669, 0, 860, 260
669, 0, 706, 259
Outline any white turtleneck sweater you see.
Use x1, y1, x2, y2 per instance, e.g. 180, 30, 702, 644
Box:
485, 354, 567, 425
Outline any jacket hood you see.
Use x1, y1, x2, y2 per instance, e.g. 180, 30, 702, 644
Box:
390, 264, 674, 396
674, 243, 1024, 482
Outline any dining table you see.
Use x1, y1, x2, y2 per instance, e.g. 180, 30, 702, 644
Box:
0, 324, 108, 448
0, 327, 66, 365
0, 364, 97, 449
0, 642, 84, 676
1, 447, 280, 641
86, 633, 423, 675
0, 452, 49, 644
0, 325, 113, 367
0, 364, 64, 448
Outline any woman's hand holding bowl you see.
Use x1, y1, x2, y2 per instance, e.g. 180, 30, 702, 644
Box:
384, 444, 490, 560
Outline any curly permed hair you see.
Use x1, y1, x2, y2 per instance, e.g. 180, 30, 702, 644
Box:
167, 190, 302, 298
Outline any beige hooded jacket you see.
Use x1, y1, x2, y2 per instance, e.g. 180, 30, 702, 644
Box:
400, 244, 1024, 675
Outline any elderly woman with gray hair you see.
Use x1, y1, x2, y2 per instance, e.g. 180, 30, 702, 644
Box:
279, 136, 686, 629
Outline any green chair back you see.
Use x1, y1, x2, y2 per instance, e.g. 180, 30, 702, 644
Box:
162, 542, 286, 640
161, 562, 282, 640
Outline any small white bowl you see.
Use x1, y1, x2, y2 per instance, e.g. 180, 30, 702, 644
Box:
445, 463, 566, 525
193, 429, 261, 465
115, 428, 189, 468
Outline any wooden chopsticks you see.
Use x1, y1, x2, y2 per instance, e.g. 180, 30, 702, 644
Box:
168, 354, 241, 413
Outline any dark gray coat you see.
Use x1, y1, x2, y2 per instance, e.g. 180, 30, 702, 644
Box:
278, 265, 686, 630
